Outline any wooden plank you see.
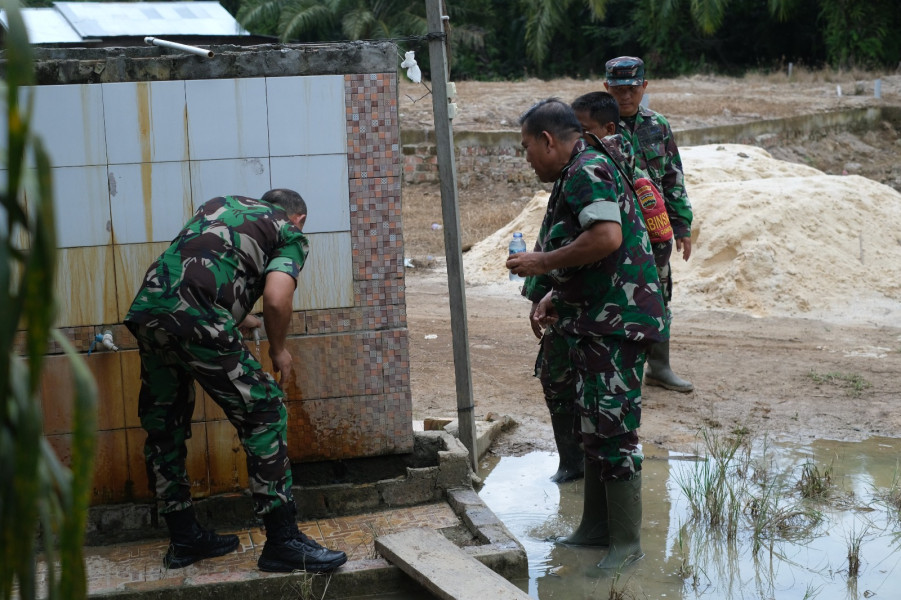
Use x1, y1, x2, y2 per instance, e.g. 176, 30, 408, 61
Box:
375, 528, 530, 600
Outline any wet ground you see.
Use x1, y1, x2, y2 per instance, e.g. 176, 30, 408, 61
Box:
479, 437, 901, 599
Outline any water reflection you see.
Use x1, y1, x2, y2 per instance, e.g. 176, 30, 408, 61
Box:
479, 438, 901, 599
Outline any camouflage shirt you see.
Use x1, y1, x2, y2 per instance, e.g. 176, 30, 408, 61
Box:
522, 138, 667, 343
125, 195, 308, 346
620, 106, 693, 239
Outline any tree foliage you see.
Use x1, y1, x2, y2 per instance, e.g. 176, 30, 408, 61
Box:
227, 0, 900, 79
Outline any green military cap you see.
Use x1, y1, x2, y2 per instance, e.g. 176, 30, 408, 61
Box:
605, 56, 645, 86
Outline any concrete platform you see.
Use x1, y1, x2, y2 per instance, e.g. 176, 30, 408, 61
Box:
376, 527, 531, 600
48, 430, 527, 599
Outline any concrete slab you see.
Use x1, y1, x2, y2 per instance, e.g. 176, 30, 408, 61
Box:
375, 527, 530, 600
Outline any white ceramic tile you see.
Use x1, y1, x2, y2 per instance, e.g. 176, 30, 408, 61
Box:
113, 242, 169, 322
108, 162, 192, 244
269, 155, 349, 233
102, 81, 189, 165
29, 84, 107, 167
294, 231, 353, 310
49, 165, 112, 248
185, 78, 269, 161
189, 158, 271, 210
266, 75, 346, 157
55, 246, 118, 327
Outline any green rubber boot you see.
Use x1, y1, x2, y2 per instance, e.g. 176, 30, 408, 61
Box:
550, 411, 584, 483
644, 341, 694, 392
553, 458, 608, 547
597, 473, 644, 570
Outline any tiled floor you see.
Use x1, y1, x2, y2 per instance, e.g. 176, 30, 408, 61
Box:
54, 502, 460, 595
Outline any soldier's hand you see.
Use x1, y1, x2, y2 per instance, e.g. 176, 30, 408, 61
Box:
677, 237, 692, 261
270, 347, 294, 389
528, 302, 543, 339
506, 251, 548, 277
238, 314, 262, 337
533, 293, 558, 328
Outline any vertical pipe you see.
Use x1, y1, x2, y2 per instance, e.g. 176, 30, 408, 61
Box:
425, 0, 478, 474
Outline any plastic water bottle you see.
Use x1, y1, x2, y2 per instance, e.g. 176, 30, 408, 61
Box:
508, 232, 526, 282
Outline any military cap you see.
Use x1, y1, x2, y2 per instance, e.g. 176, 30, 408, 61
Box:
605, 56, 645, 86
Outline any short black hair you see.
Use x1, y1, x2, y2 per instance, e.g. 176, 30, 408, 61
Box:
262, 188, 307, 216
571, 92, 620, 127
518, 98, 582, 141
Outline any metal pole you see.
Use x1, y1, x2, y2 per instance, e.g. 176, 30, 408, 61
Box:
425, 0, 478, 474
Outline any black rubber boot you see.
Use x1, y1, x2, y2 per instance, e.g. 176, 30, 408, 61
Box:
597, 473, 644, 571
553, 458, 608, 547
549, 411, 584, 483
258, 502, 347, 573
644, 341, 694, 392
162, 506, 240, 569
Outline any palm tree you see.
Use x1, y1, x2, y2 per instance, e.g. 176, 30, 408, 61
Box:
522, 0, 609, 64
237, 0, 427, 43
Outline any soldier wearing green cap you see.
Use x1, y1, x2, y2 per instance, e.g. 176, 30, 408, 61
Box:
604, 56, 695, 393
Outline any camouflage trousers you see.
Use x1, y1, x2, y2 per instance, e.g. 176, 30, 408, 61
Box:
535, 326, 647, 480
127, 322, 292, 516
652, 240, 673, 322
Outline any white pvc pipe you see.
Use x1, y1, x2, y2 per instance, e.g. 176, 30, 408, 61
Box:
144, 37, 214, 58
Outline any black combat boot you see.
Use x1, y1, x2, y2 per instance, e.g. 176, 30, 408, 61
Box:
162, 506, 240, 569
258, 502, 347, 573
549, 410, 585, 483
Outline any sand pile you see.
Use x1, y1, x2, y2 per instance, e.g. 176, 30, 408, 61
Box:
463, 143, 901, 323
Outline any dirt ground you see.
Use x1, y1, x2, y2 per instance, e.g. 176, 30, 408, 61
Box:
400, 73, 901, 459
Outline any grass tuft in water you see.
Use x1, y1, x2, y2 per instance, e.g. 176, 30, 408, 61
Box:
846, 522, 869, 578
798, 460, 834, 499
875, 461, 901, 519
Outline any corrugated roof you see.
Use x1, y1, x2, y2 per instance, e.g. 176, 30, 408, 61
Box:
55, 1, 249, 37
1, 2, 249, 43
0, 8, 83, 44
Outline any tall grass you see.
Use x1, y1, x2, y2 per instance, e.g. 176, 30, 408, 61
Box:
0, 4, 98, 600
676, 430, 823, 560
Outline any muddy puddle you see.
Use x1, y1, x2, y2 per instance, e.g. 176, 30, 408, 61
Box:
479, 436, 901, 599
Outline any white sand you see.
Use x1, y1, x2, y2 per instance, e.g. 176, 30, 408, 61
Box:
462, 144, 901, 325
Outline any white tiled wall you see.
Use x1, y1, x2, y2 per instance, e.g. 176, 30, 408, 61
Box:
294, 231, 354, 310
266, 75, 346, 157
55, 246, 118, 326
30, 84, 108, 168
189, 158, 272, 209
185, 78, 269, 161
269, 155, 349, 233
3, 75, 355, 326
51, 165, 112, 248
108, 162, 193, 244
103, 80, 189, 165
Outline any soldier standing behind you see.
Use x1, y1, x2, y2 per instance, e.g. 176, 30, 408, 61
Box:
604, 56, 695, 393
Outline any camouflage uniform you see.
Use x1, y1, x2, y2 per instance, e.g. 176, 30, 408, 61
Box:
125, 195, 308, 516
618, 106, 693, 319
523, 137, 668, 480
